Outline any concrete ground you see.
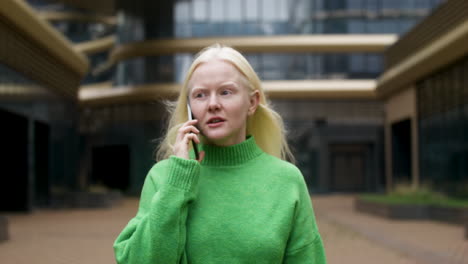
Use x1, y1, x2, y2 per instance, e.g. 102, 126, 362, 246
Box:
313, 194, 468, 264
0, 195, 467, 264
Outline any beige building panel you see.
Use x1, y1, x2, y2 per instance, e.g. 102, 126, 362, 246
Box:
384, 86, 419, 191
38, 11, 116, 25
0, 0, 89, 76
107, 35, 397, 65
79, 80, 378, 105
74, 35, 116, 55
385, 86, 417, 123
377, 19, 468, 99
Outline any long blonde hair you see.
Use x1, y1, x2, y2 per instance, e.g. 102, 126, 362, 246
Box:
156, 43, 294, 162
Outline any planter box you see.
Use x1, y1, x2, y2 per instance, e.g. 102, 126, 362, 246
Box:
0, 215, 8, 242
429, 206, 468, 225
355, 198, 429, 219
355, 198, 468, 225
356, 197, 468, 240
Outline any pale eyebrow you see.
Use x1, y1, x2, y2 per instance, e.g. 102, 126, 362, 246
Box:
190, 86, 207, 94
219, 81, 239, 89
189, 82, 239, 95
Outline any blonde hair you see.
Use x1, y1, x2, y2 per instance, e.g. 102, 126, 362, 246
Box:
156, 43, 294, 162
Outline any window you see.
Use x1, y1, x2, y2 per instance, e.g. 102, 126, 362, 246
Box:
175, 1, 191, 23
414, 0, 429, 9
398, 18, 417, 34
350, 54, 365, 72
278, 0, 289, 21
324, 18, 347, 33
381, 19, 398, 34
193, 0, 208, 21
348, 19, 365, 33
174, 23, 191, 38
366, 20, 380, 34
366, 0, 379, 11
367, 54, 382, 73
209, 0, 224, 22
245, 0, 260, 21
245, 54, 260, 72
262, 0, 278, 22
226, 0, 242, 22
347, 0, 363, 10
381, 0, 401, 10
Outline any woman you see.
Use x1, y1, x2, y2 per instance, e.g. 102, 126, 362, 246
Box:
114, 44, 326, 263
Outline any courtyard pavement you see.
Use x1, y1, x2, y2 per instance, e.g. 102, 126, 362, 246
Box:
0, 195, 467, 264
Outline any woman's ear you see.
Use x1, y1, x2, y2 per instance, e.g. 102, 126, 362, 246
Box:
248, 90, 260, 116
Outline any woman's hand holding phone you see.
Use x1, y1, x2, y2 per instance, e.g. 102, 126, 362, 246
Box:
173, 120, 205, 162
186, 104, 200, 160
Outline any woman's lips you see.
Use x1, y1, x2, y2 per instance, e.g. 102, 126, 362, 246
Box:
206, 117, 226, 127
207, 120, 225, 128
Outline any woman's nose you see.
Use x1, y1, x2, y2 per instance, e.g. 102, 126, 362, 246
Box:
208, 95, 221, 111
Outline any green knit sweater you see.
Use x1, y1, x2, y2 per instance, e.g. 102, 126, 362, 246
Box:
114, 136, 326, 264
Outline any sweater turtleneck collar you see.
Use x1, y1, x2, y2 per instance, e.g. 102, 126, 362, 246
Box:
198, 136, 263, 167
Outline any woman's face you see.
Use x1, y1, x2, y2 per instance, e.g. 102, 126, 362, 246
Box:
188, 59, 259, 146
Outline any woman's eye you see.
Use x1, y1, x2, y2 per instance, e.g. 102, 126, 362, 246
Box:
194, 92, 204, 98
221, 90, 232, 96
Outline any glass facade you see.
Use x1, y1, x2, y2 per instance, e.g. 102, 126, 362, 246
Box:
417, 55, 468, 196
26, 0, 117, 85
13, 0, 446, 195
52, 21, 113, 43
37, 0, 442, 86
90, 0, 442, 192
175, 0, 443, 37
168, 0, 443, 85
31, 0, 443, 86
124, 52, 384, 86
28, 0, 115, 43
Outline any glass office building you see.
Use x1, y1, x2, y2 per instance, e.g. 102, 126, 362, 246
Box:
115, 0, 443, 85
173, 0, 441, 81
377, 0, 468, 194
47, 0, 444, 193
0, 0, 448, 211
417, 55, 468, 194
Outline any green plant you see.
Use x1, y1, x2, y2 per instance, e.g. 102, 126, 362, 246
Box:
360, 182, 468, 208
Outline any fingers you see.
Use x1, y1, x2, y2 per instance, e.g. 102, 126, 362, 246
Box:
183, 132, 200, 145
197, 151, 205, 163
174, 120, 202, 160
176, 120, 200, 142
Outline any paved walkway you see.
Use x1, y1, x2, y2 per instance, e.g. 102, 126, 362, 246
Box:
0, 195, 467, 264
313, 194, 468, 264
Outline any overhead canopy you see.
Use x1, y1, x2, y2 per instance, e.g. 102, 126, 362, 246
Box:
41, 0, 115, 15
0, 0, 89, 100
106, 35, 397, 66
79, 80, 377, 106
377, 0, 468, 98
38, 11, 117, 25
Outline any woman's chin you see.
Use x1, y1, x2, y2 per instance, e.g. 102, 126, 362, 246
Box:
204, 132, 245, 146
204, 133, 229, 144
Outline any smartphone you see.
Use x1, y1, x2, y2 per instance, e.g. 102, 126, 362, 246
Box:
187, 103, 199, 160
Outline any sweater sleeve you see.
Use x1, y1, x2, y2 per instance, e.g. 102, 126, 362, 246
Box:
113, 156, 200, 264
283, 170, 327, 264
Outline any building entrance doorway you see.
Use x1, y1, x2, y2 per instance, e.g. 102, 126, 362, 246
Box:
391, 119, 412, 184
329, 144, 368, 192
91, 145, 130, 191
0, 108, 30, 211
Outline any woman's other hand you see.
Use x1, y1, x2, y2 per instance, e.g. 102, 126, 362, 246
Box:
173, 120, 205, 162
